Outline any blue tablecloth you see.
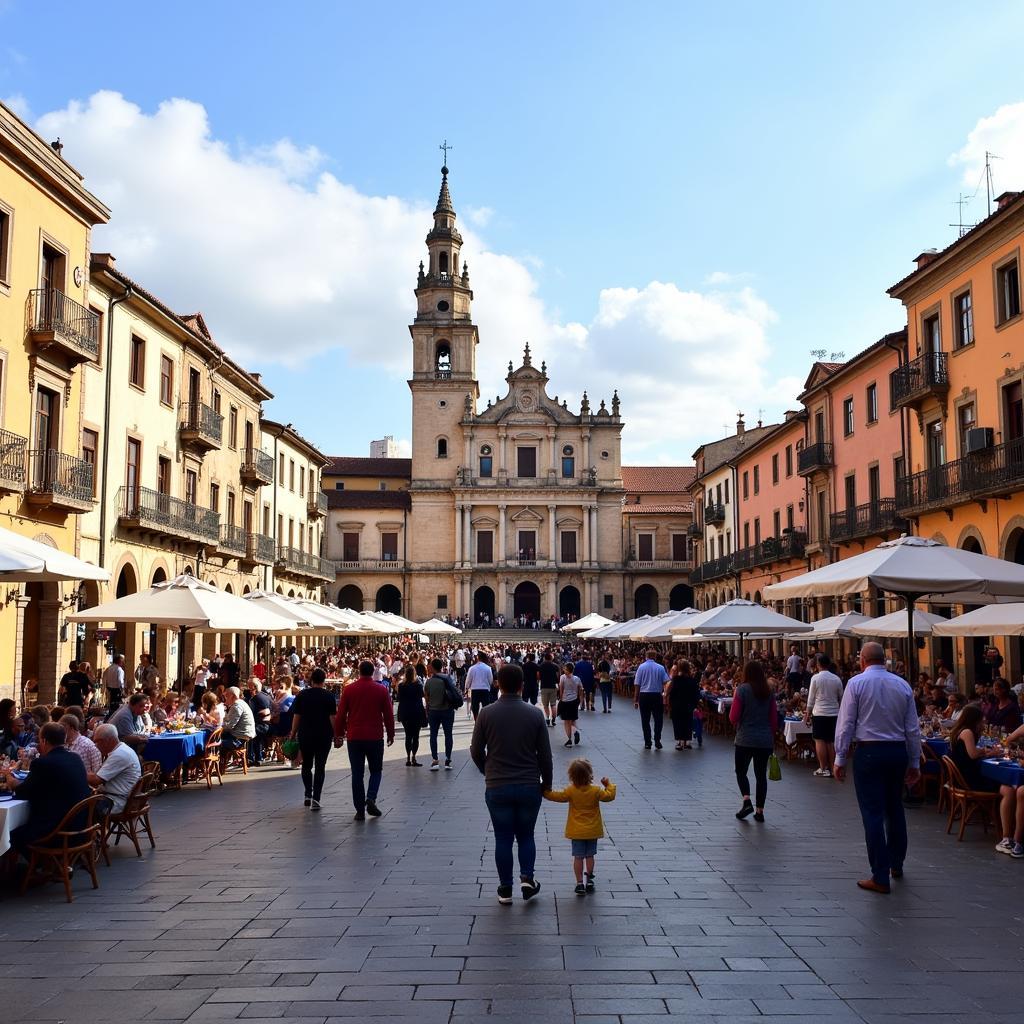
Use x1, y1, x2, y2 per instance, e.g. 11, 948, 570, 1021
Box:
981, 759, 1024, 788
925, 737, 950, 755
143, 732, 205, 774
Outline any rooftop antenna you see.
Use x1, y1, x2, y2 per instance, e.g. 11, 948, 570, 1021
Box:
985, 150, 1001, 216
950, 192, 972, 238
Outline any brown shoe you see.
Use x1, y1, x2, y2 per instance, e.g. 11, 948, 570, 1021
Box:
857, 878, 891, 894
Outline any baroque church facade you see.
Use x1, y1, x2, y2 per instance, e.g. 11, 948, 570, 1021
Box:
324, 167, 695, 623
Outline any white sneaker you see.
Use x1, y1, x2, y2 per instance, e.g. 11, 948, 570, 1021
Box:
430, 760, 440, 771
996, 837, 1015, 855
813, 768, 829, 777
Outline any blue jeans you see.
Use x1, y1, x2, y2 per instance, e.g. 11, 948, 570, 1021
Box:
852, 741, 908, 886
599, 680, 613, 710
428, 709, 455, 761
484, 783, 543, 886
346, 739, 384, 811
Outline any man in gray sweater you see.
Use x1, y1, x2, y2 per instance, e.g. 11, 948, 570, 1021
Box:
470, 662, 553, 905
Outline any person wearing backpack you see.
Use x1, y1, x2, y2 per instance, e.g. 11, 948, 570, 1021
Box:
424, 657, 460, 771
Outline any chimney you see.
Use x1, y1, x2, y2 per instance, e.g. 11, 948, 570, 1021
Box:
90, 252, 117, 270
784, 409, 800, 421
251, 372, 262, 383
914, 248, 939, 269
736, 413, 745, 436
50, 138, 63, 156
995, 191, 1021, 211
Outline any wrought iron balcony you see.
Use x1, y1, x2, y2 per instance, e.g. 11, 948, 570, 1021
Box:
890, 351, 949, 410
797, 441, 834, 476
178, 400, 223, 451
686, 521, 703, 539
896, 435, 1024, 517
240, 446, 273, 487
276, 545, 335, 581
117, 486, 220, 544
28, 288, 100, 363
693, 553, 735, 583
26, 450, 95, 512
307, 491, 328, 518
704, 503, 726, 525
0, 428, 27, 493
735, 531, 808, 570
219, 523, 248, 556
335, 558, 407, 572
243, 531, 275, 565
829, 499, 907, 543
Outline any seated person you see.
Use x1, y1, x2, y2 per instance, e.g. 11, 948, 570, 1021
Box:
108, 693, 153, 739
59, 714, 102, 775
950, 706, 1000, 793
943, 692, 966, 724
997, 721, 1024, 857
1, 722, 92, 855
151, 694, 181, 728
986, 680, 1023, 733
88, 724, 142, 814
197, 690, 225, 729
220, 687, 256, 767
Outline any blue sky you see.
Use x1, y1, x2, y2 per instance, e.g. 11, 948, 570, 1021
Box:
4, 1, 1024, 462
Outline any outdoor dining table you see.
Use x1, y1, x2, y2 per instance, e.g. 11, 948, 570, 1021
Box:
716, 697, 733, 714
981, 758, 1024, 788
143, 731, 206, 776
0, 798, 30, 857
783, 717, 812, 746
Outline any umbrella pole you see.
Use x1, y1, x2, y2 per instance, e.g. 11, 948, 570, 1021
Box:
177, 625, 189, 695
903, 593, 920, 683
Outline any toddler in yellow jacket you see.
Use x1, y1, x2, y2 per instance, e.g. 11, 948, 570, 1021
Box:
544, 758, 616, 895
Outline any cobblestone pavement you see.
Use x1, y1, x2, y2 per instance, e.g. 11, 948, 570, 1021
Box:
2, 701, 1022, 1024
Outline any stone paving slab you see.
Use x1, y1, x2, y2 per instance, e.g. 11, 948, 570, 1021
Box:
1, 702, 1020, 1022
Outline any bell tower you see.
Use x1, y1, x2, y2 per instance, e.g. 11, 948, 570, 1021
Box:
409, 163, 479, 482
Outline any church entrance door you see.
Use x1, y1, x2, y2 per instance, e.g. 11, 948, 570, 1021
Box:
473, 586, 495, 625
514, 581, 541, 624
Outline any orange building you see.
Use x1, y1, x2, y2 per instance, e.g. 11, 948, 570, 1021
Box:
889, 189, 1024, 680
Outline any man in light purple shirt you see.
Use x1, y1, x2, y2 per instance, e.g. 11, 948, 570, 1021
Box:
834, 642, 921, 894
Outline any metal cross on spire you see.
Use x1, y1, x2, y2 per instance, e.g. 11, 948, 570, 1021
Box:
439, 139, 453, 168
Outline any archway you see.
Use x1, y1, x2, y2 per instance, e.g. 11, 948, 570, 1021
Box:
338, 584, 363, 611
375, 584, 402, 614
514, 581, 541, 623
115, 564, 138, 662
634, 584, 659, 617
473, 585, 496, 624
559, 585, 581, 620
669, 583, 694, 610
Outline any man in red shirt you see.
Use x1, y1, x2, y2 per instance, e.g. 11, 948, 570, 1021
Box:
335, 660, 395, 820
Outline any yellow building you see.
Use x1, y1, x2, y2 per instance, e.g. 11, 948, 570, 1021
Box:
0, 103, 109, 701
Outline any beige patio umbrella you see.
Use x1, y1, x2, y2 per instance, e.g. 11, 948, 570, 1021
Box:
932, 603, 1024, 637
850, 608, 946, 638
0, 524, 109, 582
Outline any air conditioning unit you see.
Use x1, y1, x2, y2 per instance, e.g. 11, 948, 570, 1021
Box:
965, 427, 994, 454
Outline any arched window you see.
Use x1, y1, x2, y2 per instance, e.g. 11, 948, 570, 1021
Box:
439, 251, 449, 276
436, 437, 448, 459
435, 341, 451, 374
479, 444, 493, 478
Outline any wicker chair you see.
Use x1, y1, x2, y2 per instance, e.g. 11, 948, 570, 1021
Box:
20, 794, 105, 903
202, 727, 224, 789
942, 755, 999, 841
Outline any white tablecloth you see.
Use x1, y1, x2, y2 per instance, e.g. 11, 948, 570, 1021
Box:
716, 698, 733, 714
783, 719, 813, 745
0, 799, 30, 856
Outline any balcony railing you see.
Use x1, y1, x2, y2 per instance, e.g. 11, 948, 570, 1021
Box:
829, 499, 907, 543
434, 369, 452, 380
178, 400, 223, 450
734, 531, 807, 571
219, 523, 248, 556
117, 486, 220, 544
307, 491, 328, 517
797, 441, 834, 475
336, 558, 406, 572
686, 522, 703, 538
627, 558, 694, 571
28, 288, 100, 362
0, 428, 27, 492
705, 503, 726, 525
276, 545, 335, 580
244, 531, 275, 564
890, 351, 950, 409
240, 446, 274, 486
896, 435, 1024, 517
26, 450, 95, 511
692, 553, 735, 583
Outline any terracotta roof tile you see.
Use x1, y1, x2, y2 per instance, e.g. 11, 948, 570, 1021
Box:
324, 457, 412, 478
623, 502, 694, 514
621, 466, 696, 493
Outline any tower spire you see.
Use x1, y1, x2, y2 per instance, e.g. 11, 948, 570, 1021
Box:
435, 164, 455, 216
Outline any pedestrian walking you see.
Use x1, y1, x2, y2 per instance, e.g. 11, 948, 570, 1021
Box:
668, 659, 700, 749
521, 652, 539, 705
396, 665, 427, 767
597, 654, 614, 713
833, 641, 921, 893
334, 660, 396, 821
102, 654, 126, 713
470, 662, 552, 904
729, 661, 779, 822
804, 653, 844, 777
575, 653, 596, 711
543, 758, 616, 895
467, 650, 495, 720
424, 657, 458, 770
538, 651, 560, 727
785, 644, 804, 697
288, 667, 337, 811
558, 662, 583, 747
633, 649, 669, 750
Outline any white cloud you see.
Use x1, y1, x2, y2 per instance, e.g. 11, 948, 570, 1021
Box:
393, 438, 412, 458
3, 92, 31, 119
34, 90, 795, 464
465, 205, 493, 227
950, 101, 1024, 197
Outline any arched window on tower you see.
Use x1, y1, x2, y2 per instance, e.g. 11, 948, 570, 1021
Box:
435, 342, 451, 378
439, 251, 449, 278
436, 437, 448, 459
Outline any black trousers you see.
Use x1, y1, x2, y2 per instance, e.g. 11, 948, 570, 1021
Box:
735, 745, 771, 807
346, 739, 384, 811
299, 738, 332, 801
402, 722, 422, 755
638, 692, 664, 745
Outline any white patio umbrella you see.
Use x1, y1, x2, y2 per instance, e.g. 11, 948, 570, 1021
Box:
630, 609, 700, 641
785, 610, 873, 641
563, 612, 614, 633
0, 524, 109, 582
70, 574, 301, 689
598, 615, 652, 639
763, 535, 1024, 678
932, 604, 1024, 637
851, 609, 947, 638
417, 618, 463, 635
671, 599, 813, 645
356, 610, 411, 635
286, 598, 376, 636
377, 611, 424, 632
244, 592, 343, 635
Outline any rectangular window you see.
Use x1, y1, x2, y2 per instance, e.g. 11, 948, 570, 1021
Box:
288, 518, 294, 547
671, 533, 686, 561
263, 505, 271, 536
785, 444, 793, 477
743, 522, 750, 548
753, 518, 761, 545
518, 530, 536, 561
381, 532, 399, 561
716, 483, 722, 505
753, 466, 760, 494
228, 406, 238, 449
277, 512, 283, 543
437, 594, 448, 610
844, 474, 856, 511
379, 481, 387, 491
300, 466, 306, 497
342, 532, 359, 561
868, 464, 880, 504
958, 402, 976, 455
771, 453, 779, 484
243, 500, 253, 532
289, 458, 295, 491
209, 482, 220, 512
0, 203, 10, 283
954, 290, 974, 347
724, 478, 729, 504
561, 456, 575, 478
278, 452, 285, 485
517, 447, 537, 478
129, 335, 145, 388
773, 510, 781, 536
561, 530, 577, 563
90, 306, 104, 363
997, 259, 1021, 324
159, 355, 173, 406
922, 312, 941, 354
335, 481, 345, 490
477, 530, 494, 564
1004, 382, 1024, 441
786, 504, 794, 530
126, 437, 141, 499
227, 490, 236, 526
742, 471, 749, 499
866, 383, 878, 423
479, 454, 493, 477
894, 455, 905, 485
603, 594, 614, 609
34, 386, 57, 450
82, 428, 98, 495
185, 469, 198, 506
299, 522, 304, 550
212, 389, 221, 416
637, 534, 653, 561
843, 397, 855, 436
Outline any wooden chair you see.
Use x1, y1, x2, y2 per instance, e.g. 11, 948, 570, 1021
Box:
20, 794, 105, 903
920, 744, 946, 810
226, 740, 248, 775
942, 755, 999, 841
102, 774, 156, 859
140, 760, 163, 792
202, 727, 224, 789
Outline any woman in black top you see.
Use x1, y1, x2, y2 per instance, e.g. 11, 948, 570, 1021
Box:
950, 705, 999, 792
288, 667, 338, 811
668, 660, 701, 749
396, 665, 427, 766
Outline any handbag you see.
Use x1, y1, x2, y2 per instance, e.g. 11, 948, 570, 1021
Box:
768, 752, 782, 782
442, 675, 464, 710
281, 738, 299, 759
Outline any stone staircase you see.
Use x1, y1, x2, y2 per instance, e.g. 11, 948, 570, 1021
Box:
448, 628, 568, 646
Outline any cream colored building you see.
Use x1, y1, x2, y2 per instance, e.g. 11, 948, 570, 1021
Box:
0, 103, 109, 700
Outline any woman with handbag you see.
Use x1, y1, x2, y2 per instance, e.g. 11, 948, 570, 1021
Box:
728, 661, 779, 823
397, 664, 427, 767
287, 667, 338, 812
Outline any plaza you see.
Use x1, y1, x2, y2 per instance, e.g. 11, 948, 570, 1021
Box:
2, 705, 1020, 1024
